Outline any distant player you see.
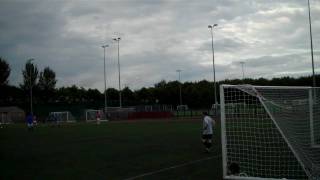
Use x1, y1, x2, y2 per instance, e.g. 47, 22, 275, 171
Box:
202, 111, 215, 153
96, 111, 101, 125
48, 113, 58, 127
54, 113, 60, 127
26, 112, 34, 131
33, 115, 37, 126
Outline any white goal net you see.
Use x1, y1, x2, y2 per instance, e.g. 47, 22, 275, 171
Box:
85, 109, 107, 122
49, 111, 75, 123
220, 85, 320, 179
177, 105, 188, 111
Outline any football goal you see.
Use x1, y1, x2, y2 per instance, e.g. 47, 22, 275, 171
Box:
1, 113, 12, 124
85, 109, 108, 122
220, 85, 319, 179
49, 111, 75, 123
177, 105, 188, 111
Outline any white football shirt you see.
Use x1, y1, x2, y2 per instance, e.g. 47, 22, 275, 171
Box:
203, 115, 214, 135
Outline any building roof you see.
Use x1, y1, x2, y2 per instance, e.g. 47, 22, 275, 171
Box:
0, 106, 24, 113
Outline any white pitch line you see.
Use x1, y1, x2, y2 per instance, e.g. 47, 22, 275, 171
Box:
124, 154, 221, 180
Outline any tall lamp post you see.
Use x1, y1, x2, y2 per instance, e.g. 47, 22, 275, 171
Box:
208, 24, 218, 111
307, 0, 316, 87
176, 69, 182, 106
27, 58, 35, 115
102, 45, 109, 114
113, 37, 122, 107
240, 61, 245, 80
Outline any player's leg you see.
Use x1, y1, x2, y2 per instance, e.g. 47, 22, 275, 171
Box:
202, 134, 211, 152
202, 134, 207, 147
27, 123, 33, 131
202, 134, 213, 152
206, 134, 213, 151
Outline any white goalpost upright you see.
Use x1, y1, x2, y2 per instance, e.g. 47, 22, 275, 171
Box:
310, 88, 320, 148
220, 84, 320, 180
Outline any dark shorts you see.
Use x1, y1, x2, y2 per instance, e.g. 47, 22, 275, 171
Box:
202, 134, 213, 140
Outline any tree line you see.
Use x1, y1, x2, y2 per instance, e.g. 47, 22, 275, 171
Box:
0, 57, 319, 113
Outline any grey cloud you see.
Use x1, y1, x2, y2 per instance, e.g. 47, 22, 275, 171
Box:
0, 0, 319, 91
198, 37, 247, 53
230, 51, 320, 78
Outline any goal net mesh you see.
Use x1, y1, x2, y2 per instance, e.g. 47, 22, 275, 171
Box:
49, 111, 75, 122
85, 109, 106, 122
221, 85, 320, 179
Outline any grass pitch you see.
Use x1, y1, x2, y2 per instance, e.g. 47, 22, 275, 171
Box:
0, 119, 222, 180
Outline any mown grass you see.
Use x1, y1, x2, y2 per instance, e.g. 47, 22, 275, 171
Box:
0, 120, 222, 180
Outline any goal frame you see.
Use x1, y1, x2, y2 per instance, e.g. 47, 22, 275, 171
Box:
1, 113, 12, 124
220, 84, 316, 179
310, 88, 320, 148
176, 105, 188, 111
49, 111, 75, 123
85, 109, 108, 122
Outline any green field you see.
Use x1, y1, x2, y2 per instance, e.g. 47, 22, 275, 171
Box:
0, 120, 222, 180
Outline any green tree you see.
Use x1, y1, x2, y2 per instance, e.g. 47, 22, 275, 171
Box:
0, 57, 10, 85
135, 88, 147, 104
38, 67, 57, 91
154, 80, 166, 88
122, 87, 135, 106
21, 59, 39, 90
107, 88, 119, 106
86, 89, 102, 102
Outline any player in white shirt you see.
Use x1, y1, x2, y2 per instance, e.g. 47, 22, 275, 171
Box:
202, 111, 215, 153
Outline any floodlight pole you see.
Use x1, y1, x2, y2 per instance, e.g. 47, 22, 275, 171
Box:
102, 45, 108, 114
240, 61, 245, 80
208, 24, 218, 109
176, 70, 182, 106
28, 58, 34, 115
113, 37, 122, 107
307, 0, 316, 87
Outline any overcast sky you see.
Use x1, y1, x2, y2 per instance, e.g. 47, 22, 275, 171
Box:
0, 0, 319, 91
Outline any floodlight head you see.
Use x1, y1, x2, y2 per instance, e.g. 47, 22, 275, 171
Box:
213, 24, 218, 27
208, 25, 212, 28
102, 45, 109, 48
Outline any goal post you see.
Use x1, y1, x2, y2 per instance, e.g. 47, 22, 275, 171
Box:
220, 84, 320, 179
310, 88, 320, 148
49, 111, 75, 123
177, 105, 188, 111
85, 109, 108, 122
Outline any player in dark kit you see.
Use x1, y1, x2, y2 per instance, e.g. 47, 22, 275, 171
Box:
26, 113, 33, 131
